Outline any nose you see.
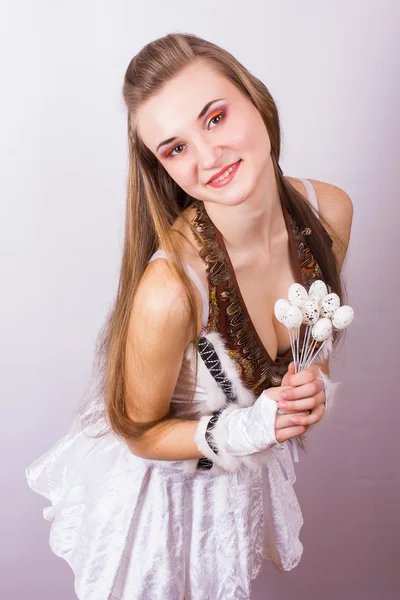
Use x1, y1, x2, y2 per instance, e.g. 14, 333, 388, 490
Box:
196, 138, 223, 170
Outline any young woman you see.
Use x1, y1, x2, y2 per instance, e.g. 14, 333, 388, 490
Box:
26, 33, 353, 600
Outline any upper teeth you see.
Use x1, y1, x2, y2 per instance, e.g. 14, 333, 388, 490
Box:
212, 164, 235, 183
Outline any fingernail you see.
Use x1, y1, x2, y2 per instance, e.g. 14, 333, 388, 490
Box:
290, 417, 301, 424
278, 402, 288, 409
280, 392, 288, 400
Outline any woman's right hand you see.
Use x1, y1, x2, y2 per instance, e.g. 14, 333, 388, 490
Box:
262, 386, 310, 444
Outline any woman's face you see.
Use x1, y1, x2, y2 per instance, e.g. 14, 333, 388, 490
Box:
136, 59, 272, 207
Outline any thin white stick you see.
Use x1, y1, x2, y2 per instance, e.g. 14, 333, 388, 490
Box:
300, 330, 311, 371
304, 327, 313, 369
303, 338, 317, 369
303, 327, 313, 369
292, 328, 297, 372
299, 325, 310, 371
295, 327, 300, 372
289, 329, 297, 372
304, 339, 327, 370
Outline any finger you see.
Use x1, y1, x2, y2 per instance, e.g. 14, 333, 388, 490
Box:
276, 424, 309, 444
278, 379, 324, 402
285, 364, 322, 387
263, 385, 294, 403
281, 361, 295, 386
276, 411, 310, 430
277, 390, 325, 413
286, 403, 325, 427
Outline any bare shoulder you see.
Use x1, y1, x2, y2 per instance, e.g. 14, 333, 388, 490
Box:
286, 176, 354, 270
286, 176, 353, 224
306, 178, 353, 223
130, 258, 193, 346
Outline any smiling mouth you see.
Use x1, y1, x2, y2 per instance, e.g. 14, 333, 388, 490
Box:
207, 160, 242, 185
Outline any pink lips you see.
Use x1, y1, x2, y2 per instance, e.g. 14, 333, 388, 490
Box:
207, 160, 242, 188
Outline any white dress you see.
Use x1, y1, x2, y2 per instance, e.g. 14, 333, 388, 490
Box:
26, 192, 332, 599
26, 259, 304, 600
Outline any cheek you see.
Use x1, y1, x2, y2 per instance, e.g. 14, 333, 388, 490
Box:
163, 161, 196, 191
225, 111, 270, 155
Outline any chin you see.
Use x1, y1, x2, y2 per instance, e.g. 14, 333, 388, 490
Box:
200, 192, 248, 208
201, 181, 256, 208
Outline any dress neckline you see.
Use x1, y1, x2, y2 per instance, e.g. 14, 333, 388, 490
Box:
212, 198, 306, 366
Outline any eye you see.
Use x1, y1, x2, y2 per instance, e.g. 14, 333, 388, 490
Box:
207, 110, 224, 130
166, 143, 186, 158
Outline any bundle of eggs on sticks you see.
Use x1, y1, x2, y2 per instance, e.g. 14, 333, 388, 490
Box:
274, 279, 354, 375
274, 280, 354, 462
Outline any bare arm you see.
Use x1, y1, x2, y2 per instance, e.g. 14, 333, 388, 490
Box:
124, 258, 310, 462
128, 419, 203, 461
124, 258, 204, 461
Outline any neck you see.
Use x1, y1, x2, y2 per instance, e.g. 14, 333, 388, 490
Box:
201, 160, 287, 261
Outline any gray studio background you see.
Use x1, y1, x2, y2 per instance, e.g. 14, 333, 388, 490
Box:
2, 1, 399, 598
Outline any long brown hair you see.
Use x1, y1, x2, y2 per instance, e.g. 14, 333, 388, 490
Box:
76, 33, 348, 448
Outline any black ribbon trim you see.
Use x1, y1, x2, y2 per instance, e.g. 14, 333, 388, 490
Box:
196, 337, 238, 471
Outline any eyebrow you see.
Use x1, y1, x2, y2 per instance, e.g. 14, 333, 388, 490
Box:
156, 98, 226, 153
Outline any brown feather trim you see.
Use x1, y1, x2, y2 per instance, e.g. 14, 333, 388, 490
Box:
190, 199, 331, 453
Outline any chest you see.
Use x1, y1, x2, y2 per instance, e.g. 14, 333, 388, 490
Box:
230, 239, 297, 362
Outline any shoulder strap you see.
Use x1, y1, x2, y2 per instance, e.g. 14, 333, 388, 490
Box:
298, 178, 319, 215
148, 250, 209, 332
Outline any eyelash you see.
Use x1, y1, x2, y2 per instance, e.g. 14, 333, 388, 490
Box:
165, 110, 225, 158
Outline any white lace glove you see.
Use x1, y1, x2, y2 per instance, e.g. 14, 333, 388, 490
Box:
194, 391, 279, 473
